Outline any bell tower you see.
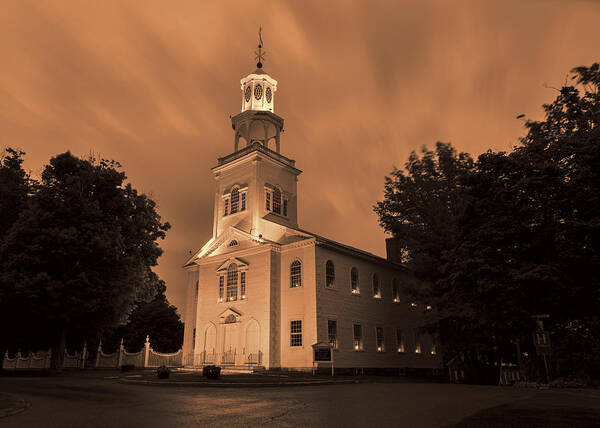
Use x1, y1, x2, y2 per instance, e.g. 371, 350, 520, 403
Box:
211, 29, 301, 242
231, 29, 284, 153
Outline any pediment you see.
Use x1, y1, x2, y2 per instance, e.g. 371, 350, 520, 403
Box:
184, 226, 264, 266
216, 257, 249, 272
218, 307, 242, 323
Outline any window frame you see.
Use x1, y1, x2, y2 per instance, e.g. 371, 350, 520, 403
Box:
226, 263, 238, 302
327, 319, 338, 349
325, 260, 335, 288
396, 328, 405, 353
372, 273, 382, 299
272, 187, 282, 214
353, 323, 363, 351
376, 326, 385, 352
230, 187, 240, 214
392, 278, 400, 302
240, 271, 246, 300
290, 260, 302, 288
290, 320, 303, 347
350, 267, 360, 295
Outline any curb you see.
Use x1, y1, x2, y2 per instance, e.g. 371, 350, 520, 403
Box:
118, 378, 359, 388
0, 397, 30, 418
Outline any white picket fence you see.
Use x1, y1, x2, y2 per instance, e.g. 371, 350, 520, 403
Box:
2, 335, 183, 370
2, 350, 52, 369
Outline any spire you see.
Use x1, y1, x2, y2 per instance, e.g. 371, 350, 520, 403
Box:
254, 27, 265, 69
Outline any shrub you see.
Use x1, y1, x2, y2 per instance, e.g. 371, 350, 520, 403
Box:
121, 364, 135, 372
202, 365, 221, 380
157, 365, 170, 379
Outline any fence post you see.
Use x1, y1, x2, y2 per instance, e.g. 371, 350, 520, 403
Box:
144, 335, 150, 368
16, 351, 21, 369
2, 350, 7, 369
117, 339, 124, 368
81, 342, 87, 369
46, 348, 52, 369
95, 340, 102, 368
63, 347, 68, 369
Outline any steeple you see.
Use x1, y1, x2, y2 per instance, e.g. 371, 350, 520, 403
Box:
231, 28, 283, 153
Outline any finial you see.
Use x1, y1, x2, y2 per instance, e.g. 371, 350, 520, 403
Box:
254, 26, 265, 69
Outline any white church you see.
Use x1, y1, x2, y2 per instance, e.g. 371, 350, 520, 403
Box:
182, 39, 441, 372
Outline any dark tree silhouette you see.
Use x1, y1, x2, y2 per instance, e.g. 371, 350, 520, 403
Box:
376, 63, 600, 382
0, 151, 170, 369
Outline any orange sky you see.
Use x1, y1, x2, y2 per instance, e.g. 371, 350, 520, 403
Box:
1, 0, 599, 316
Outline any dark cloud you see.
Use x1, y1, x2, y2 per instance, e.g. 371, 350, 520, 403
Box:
1, 0, 599, 315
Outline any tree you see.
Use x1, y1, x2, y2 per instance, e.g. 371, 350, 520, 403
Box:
0, 151, 170, 369
0, 148, 35, 363
101, 274, 184, 354
375, 63, 600, 382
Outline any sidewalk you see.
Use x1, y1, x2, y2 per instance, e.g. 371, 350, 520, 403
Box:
0, 392, 29, 418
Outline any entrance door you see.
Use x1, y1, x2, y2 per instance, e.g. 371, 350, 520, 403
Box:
202, 324, 216, 364
222, 323, 237, 364
245, 319, 260, 364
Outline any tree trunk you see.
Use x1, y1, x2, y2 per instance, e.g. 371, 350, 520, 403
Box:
51, 328, 66, 372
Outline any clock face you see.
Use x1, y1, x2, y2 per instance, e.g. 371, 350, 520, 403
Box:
254, 84, 263, 100
266, 87, 272, 103
244, 86, 251, 102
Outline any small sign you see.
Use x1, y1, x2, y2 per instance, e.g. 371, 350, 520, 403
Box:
534, 330, 551, 356
314, 348, 331, 362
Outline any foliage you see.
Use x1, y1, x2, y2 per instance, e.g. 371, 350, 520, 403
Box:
0, 151, 170, 369
202, 365, 221, 379
103, 276, 184, 353
375, 63, 600, 381
157, 365, 170, 379
0, 148, 35, 362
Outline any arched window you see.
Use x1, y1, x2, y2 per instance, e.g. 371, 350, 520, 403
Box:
273, 187, 282, 214
228, 240, 238, 247
290, 260, 302, 288
325, 260, 335, 288
392, 278, 400, 302
230, 188, 239, 214
373, 273, 381, 298
351, 267, 359, 294
227, 263, 238, 301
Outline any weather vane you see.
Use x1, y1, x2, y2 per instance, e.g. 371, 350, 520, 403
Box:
254, 26, 265, 68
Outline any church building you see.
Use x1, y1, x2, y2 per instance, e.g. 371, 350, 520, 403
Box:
182, 37, 441, 372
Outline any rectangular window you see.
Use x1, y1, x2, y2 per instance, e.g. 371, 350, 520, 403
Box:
241, 193, 246, 211
192, 328, 196, 349
224, 199, 229, 216
376, 327, 385, 352
283, 199, 288, 217
290, 320, 302, 347
393, 283, 400, 302
396, 328, 405, 353
266, 191, 271, 211
240, 271, 246, 299
218, 276, 224, 302
353, 324, 363, 350
328, 320, 338, 349
194, 280, 199, 301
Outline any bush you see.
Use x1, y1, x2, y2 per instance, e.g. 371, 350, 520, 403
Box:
121, 364, 135, 372
202, 365, 221, 380
157, 365, 170, 379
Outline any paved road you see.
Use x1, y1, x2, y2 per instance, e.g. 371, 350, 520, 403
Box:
0, 373, 550, 427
